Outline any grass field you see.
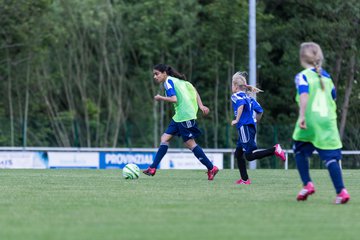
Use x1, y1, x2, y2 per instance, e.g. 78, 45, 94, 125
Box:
0, 169, 359, 240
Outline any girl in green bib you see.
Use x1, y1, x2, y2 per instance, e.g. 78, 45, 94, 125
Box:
293, 42, 350, 204
143, 64, 219, 180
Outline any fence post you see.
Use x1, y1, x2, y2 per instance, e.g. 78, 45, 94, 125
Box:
230, 152, 234, 170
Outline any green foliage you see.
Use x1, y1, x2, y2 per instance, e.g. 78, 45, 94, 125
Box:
0, 0, 359, 151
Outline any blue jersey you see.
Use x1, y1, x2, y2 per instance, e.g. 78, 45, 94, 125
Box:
231, 91, 263, 128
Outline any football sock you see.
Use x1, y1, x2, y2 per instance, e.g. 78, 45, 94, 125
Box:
192, 145, 214, 170
295, 151, 311, 185
235, 147, 248, 181
325, 159, 344, 194
245, 147, 275, 161
150, 143, 168, 168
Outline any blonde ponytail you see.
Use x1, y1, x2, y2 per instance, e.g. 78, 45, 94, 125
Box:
314, 61, 325, 90
245, 85, 263, 93
300, 42, 325, 91
232, 71, 263, 94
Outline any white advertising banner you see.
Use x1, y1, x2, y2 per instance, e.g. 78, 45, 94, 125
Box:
160, 153, 223, 169
48, 152, 99, 169
0, 152, 48, 169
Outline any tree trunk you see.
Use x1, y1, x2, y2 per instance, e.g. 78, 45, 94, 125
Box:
6, 50, 14, 146
22, 53, 31, 147
332, 48, 343, 90
213, 58, 219, 148
339, 54, 356, 139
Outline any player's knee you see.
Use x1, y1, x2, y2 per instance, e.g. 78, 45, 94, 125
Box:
323, 159, 338, 168
244, 152, 254, 161
184, 139, 197, 150
160, 135, 170, 143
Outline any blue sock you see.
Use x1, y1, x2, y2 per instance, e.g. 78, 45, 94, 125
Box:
150, 143, 168, 168
192, 145, 213, 170
295, 152, 311, 185
325, 159, 344, 194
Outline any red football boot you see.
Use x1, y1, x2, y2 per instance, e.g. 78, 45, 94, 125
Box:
207, 166, 219, 180
235, 178, 251, 185
143, 167, 156, 176
297, 182, 315, 201
274, 144, 286, 161
335, 188, 350, 204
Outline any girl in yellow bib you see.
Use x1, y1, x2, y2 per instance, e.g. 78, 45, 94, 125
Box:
143, 64, 219, 180
293, 42, 350, 204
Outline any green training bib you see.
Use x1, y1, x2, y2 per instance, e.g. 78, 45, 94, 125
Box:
167, 77, 198, 122
292, 69, 342, 150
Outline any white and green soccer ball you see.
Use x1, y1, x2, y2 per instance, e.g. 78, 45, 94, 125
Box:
122, 163, 140, 179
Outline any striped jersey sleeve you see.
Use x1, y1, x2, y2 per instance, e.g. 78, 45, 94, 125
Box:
295, 73, 309, 95
164, 78, 176, 97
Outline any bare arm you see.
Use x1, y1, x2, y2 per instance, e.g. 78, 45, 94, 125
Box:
196, 90, 210, 116
255, 112, 263, 122
299, 93, 308, 129
154, 94, 177, 103
231, 105, 244, 126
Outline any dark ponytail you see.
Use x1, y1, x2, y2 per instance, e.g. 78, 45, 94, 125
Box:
154, 64, 186, 80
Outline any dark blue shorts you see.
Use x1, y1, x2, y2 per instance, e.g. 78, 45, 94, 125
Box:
237, 124, 258, 154
293, 141, 342, 161
165, 119, 202, 142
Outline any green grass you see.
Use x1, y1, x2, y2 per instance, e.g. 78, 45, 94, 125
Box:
0, 169, 359, 240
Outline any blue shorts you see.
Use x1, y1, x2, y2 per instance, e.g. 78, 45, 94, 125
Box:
293, 141, 342, 161
165, 119, 202, 142
236, 124, 258, 154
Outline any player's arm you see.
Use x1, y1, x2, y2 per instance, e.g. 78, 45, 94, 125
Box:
154, 94, 177, 103
252, 99, 263, 123
255, 112, 263, 122
195, 89, 210, 116
295, 73, 309, 129
231, 105, 244, 126
155, 78, 177, 103
299, 93, 308, 129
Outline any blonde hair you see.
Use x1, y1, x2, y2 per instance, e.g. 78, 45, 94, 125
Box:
232, 71, 263, 94
300, 42, 325, 90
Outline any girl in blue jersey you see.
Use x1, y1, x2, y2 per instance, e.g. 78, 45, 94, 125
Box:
143, 64, 219, 180
231, 72, 285, 184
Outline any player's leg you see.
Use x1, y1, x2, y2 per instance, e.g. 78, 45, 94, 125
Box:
235, 147, 250, 184
184, 138, 214, 171
143, 120, 177, 176
317, 148, 350, 204
294, 141, 316, 201
244, 147, 275, 161
294, 141, 313, 185
238, 125, 281, 161
244, 145, 286, 161
150, 133, 173, 168
181, 120, 218, 180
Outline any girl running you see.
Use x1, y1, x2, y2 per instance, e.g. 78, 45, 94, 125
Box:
293, 42, 350, 204
143, 64, 219, 180
231, 72, 286, 184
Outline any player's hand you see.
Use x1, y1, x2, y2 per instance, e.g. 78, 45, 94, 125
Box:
299, 116, 307, 129
200, 106, 210, 116
231, 120, 238, 126
154, 94, 162, 101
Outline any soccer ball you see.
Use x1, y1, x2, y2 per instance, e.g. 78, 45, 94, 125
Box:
122, 163, 140, 179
